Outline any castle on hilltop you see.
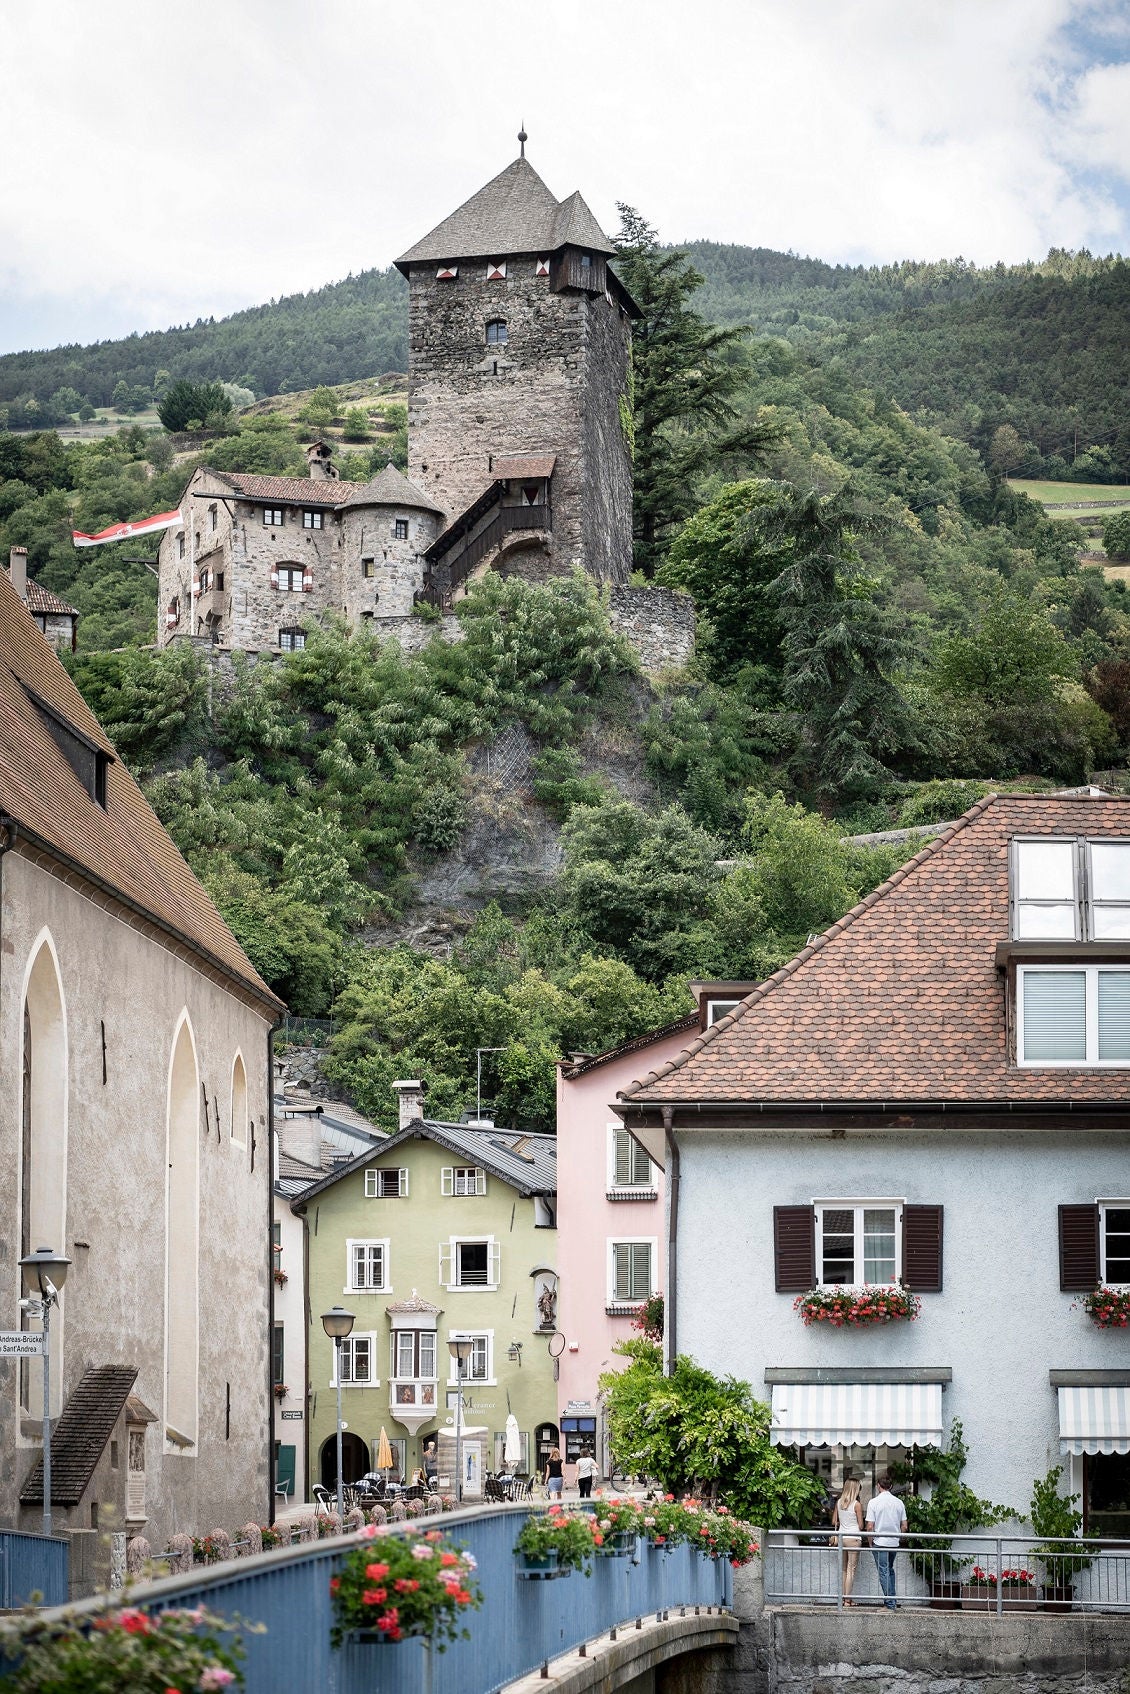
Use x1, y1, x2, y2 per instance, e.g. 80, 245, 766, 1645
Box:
155, 143, 684, 661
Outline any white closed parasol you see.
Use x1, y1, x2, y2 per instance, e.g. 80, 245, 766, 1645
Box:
504, 1412, 522, 1470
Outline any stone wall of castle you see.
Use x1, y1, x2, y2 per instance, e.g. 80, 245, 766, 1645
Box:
405, 258, 632, 583
608, 584, 695, 672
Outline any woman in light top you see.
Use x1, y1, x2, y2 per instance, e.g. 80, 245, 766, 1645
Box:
833, 1478, 864, 1605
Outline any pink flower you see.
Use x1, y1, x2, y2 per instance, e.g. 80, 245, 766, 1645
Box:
199, 1671, 236, 1691
412, 1544, 435, 1561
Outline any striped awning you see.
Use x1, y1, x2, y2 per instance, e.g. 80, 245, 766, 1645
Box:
1058, 1385, 1130, 1455
770, 1382, 944, 1448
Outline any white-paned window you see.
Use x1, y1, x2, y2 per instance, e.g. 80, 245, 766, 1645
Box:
393, 518, 409, 540
333, 1333, 376, 1386
1018, 966, 1130, 1065
365, 1168, 408, 1197
815, 1202, 902, 1285
1012, 838, 1130, 940
608, 1126, 654, 1190
1100, 1203, 1130, 1284
303, 510, 323, 529
442, 1166, 486, 1196
262, 508, 284, 526
439, 1238, 500, 1289
448, 1331, 492, 1382
278, 628, 305, 651
609, 1239, 656, 1303
276, 565, 304, 592
706, 998, 741, 1024
392, 1330, 437, 1378
347, 1238, 389, 1292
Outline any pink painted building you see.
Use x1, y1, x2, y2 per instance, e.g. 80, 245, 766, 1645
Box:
554, 984, 757, 1478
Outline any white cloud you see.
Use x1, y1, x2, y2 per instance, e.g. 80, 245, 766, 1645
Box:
0, 0, 1127, 353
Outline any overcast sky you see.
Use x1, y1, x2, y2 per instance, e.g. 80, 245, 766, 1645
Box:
2, 0, 1129, 357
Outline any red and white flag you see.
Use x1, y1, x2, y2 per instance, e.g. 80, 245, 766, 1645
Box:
72, 509, 182, 548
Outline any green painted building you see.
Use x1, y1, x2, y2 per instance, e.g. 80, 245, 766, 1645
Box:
293, 1084, 559, 1496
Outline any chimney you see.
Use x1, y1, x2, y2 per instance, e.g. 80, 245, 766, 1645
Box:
392, 1079, 425, 1132
8, 546, 28, 600
305, 441, 338, 482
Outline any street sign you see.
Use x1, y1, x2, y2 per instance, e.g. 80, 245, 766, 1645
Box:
280, 1410, 303, 1420
0, 1332, 44, 1357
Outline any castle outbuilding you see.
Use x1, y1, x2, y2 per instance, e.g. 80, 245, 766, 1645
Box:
156, 144, 642, 656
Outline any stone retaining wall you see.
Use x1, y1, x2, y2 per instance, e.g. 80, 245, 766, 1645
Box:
608, 584, 695, 673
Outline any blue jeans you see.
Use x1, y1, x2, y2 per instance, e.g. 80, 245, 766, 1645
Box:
872, 1548, 898, 1606
547, 1476, 563, 1496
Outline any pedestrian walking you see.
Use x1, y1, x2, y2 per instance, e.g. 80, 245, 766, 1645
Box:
833, 1477, 865, 1605
544, 1446, 564, 1498
575, 1447, 598, 1499
865, 1473, 908, 1609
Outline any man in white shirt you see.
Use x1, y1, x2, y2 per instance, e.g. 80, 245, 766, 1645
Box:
865, 1474, 908, 1609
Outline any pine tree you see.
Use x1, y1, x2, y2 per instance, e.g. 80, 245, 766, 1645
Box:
613, 206, 777, 575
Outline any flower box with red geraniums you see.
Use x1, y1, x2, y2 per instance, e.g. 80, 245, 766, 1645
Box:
592, 1494, 643, 1555
1078, 1287, 1130, 1328
960, 1566, 1036, 1612
330, 1526, 482, 1648
640, 1497, 760, 1568
793, 1286, 921, 1327
515, 1506, 598, 1577
0, 1604, 244, 1693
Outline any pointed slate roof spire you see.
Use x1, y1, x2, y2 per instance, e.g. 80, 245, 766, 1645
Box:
395, 154, 614, 270
340, 461, 443, 514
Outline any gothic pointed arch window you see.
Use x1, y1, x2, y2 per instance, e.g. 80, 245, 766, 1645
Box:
230, 1052, 248, 1147
165, 1014, 200, 1449
20, 936, 68, 1416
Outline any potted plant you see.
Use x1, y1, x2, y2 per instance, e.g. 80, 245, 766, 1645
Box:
514, 1507, 596, 1578
330, 1525, 481, 1647
890, 1422, 1012, 1609
273, 1382, 288, 1400
591, 1494, 642, 1555
1029, 1466, 1097, 1611
793, 1285, 921, 1327
0, 1604, 244, 1691
1077, 1287, 1130, 1328
961, 1564, 1036, 1612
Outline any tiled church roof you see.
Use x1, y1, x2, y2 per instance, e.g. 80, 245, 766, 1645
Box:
396, 156, 615, 268
621, 794, 1130, 1107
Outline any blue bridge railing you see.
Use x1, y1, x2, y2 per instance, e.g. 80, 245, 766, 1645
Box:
4, 1507, 732, 1694
0, 1531, 68, 1609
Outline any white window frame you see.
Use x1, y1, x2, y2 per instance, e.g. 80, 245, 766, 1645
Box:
442, 1166, 487, 1196
607, 1237, 658, 1304
1011, 837, 1130, 941
276, 566, 304, 593
607, 1124, 655, 1192
439, 1236, 501, 1291
262, 508, 284, 527
1099, 1200, 1130, 1287
706, 997, 741, 1025
391, 1328, 438, 1380
303, 510, 323, 529
365, 1168, 408, 1198
331, 1331, 378, 1387
346, 1237, 390, 1294
447, 1329, 494, 1385
1017, 964, 1130, 1067
814, 1199, 904, 1287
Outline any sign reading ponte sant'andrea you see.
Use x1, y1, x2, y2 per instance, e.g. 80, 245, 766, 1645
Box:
0, 1332, 44, 1357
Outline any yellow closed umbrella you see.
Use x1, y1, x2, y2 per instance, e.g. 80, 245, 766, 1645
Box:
376, 1426, 394, 1481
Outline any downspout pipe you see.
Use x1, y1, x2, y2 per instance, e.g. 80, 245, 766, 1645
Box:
662, 1105, 678, 1377
267, 1014, 283, 1523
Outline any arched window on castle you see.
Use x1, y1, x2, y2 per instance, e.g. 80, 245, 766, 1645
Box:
230, 1053, 248, 1147
485, 320, 508, 346
165, 1015, 199, 1449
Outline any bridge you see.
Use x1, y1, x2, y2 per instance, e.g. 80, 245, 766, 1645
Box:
0, 1507, 737, 1694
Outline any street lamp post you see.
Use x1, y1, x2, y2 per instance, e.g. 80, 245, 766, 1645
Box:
19, 1247, 72, 1539
447, 1336, 473, 1504
321, 1305, 355, 1521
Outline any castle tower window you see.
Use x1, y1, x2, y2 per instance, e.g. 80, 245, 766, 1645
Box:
393, 518, 409, 540
178, 533, 185, 559
303, 510, 324, 529
486, 320, 508, 346
279, 628, 306, 652
209, 505, 217, 531
273, 565, 306, 593
263, 508, 284, 527
580, 253, 592, 269
362, 556, 376, 578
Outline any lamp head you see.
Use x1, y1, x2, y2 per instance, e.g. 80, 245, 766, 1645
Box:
448, 1335, 474, 1367
20, 1247, 71, 1300
321, 1305, 355, 1341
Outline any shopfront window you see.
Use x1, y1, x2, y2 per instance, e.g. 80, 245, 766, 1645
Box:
1085, 1453, 1130, 1536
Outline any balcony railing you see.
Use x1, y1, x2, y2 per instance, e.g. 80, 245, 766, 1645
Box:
423, 504, 551, 608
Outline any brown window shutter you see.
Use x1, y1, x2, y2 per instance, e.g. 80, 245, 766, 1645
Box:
774, 1205, 815, 1292
1059, 1204, 1100, 1290
903, 1205, 944, 1292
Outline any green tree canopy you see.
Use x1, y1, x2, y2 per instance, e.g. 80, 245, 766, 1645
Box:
157, 380, 232, 433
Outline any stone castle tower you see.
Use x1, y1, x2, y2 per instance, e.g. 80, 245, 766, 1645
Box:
395, 141, 638, 599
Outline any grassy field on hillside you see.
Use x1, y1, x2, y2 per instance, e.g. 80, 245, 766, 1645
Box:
1009, 478, 1130, 507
